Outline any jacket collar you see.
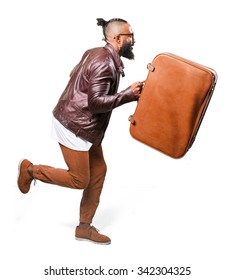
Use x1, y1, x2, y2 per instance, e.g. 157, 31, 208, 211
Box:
104, 43, 125, 77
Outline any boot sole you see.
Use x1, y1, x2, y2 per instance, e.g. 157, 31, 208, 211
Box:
75, 236, 111, 245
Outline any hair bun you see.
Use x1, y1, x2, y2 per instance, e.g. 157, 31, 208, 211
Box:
96, 18, 108, 27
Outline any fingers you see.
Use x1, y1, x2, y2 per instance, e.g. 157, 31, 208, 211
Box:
136, 81, 145, 92
130, 80, 145, 99
130, 81, 143, 99
132, 81, 143, 90
139, 80, 145, 86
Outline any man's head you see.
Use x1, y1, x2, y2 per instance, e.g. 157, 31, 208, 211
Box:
97, 18, 135, 60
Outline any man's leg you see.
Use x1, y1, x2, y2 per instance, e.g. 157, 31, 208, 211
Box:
75, 145, 111, 244
79, 145, 107, 224
18, 144, 111, 244
18, 144, 90, 192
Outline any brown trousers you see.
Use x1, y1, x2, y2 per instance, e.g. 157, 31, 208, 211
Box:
32, 144, 107, 224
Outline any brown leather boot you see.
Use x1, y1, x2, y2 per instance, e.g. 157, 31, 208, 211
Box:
75, 225, 111, 245
17, 159, 34, 194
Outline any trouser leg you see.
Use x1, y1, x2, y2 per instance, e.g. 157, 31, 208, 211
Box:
79, 145, 107, 224
32, 144, 90, 189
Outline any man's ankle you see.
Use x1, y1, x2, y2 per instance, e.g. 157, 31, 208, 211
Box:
27, 164, 34, 178
78, 222, 91, 229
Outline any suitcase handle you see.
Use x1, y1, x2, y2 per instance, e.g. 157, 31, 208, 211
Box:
128, 63, 154, 126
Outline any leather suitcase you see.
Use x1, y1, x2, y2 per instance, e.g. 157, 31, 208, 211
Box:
129, 53, 218, 158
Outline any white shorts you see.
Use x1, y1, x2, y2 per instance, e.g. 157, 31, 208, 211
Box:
51, 116, 93, 151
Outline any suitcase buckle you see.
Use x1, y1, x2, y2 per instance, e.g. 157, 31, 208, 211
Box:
147, 63, 155, 72
128, 115, 136, 125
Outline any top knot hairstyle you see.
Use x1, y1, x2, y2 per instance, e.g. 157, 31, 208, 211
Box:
96, 18, 127, 41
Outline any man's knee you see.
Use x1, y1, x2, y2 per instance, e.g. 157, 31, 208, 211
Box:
70, 173, 90, 189
98, 161, 107, 178
69, 161, 107, 189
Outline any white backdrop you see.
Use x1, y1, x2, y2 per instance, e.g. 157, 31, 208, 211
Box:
1, 0, 234, 279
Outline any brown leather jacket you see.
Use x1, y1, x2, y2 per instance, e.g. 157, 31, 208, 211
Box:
53, 43, 137, 146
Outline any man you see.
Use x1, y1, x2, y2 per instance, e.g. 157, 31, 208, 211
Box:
17, 18, 144, 245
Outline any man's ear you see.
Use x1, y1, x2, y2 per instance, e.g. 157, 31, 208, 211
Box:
113, 35, 120, 40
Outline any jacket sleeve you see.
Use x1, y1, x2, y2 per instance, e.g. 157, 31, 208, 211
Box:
87, 63, 137, 114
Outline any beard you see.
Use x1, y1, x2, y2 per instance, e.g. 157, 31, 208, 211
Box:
119, 42, 135, 60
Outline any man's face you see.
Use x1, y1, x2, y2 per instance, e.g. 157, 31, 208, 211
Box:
118, 24, 135, 60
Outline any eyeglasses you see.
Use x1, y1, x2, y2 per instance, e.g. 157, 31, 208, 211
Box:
114, 33, 134, 39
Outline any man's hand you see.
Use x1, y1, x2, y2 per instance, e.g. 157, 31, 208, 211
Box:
131, 81, 145, 99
